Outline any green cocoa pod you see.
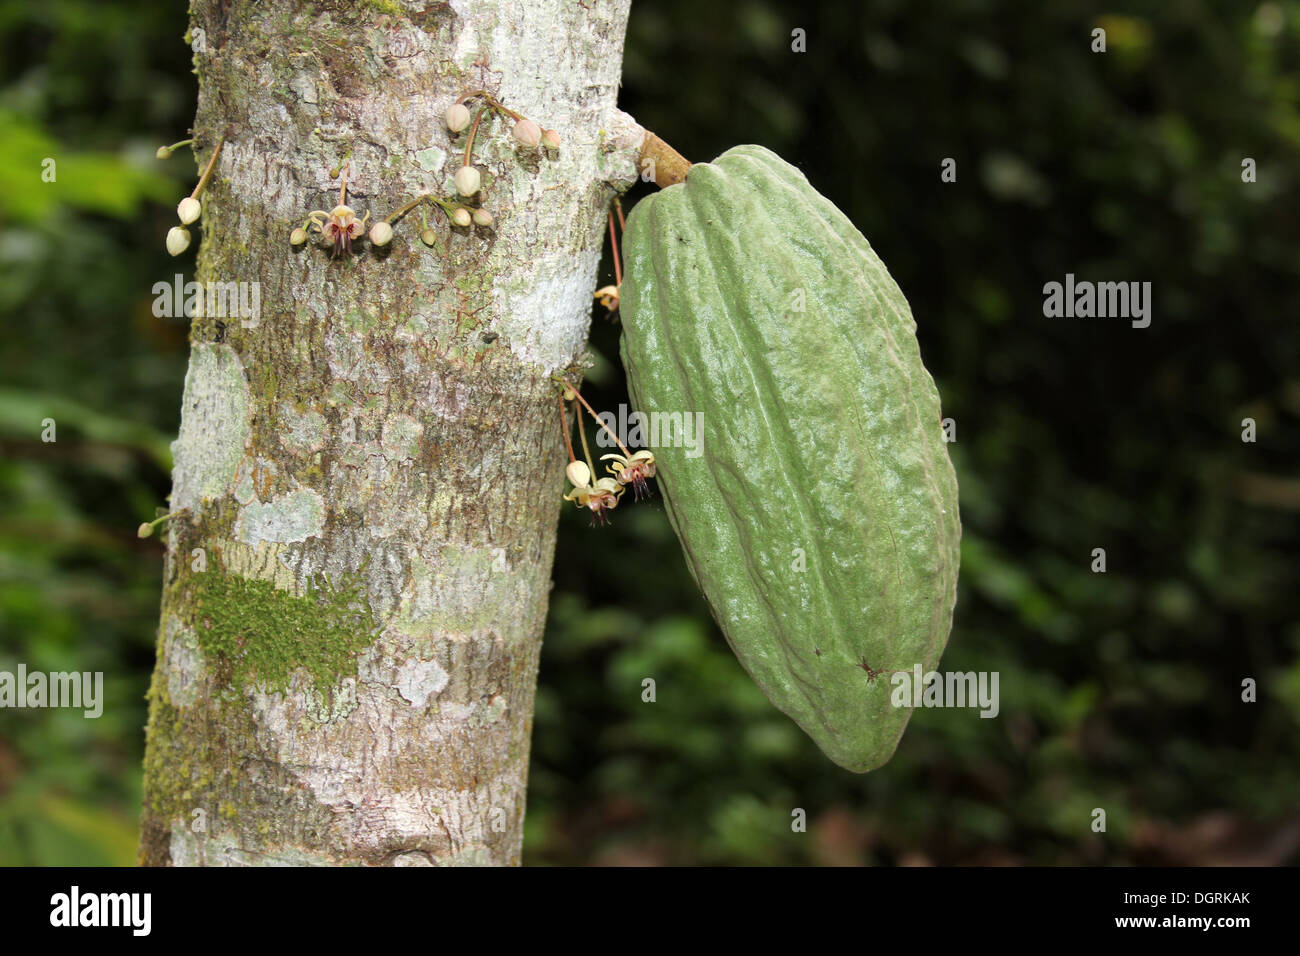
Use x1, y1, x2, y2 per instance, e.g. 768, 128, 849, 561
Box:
618, 144, 960, 773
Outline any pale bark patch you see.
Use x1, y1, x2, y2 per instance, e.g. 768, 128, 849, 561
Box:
170, 344, 251, 511
279, 405, 327, 456
235, 487, 326, 546
163, 616, 206, 709
492, 251, 601, 369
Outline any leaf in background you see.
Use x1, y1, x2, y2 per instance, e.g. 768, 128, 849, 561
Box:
0, 386, 173, 469
0, 109, 174, 223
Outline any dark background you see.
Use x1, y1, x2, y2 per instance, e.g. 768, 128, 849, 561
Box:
1, 0, 1297, 865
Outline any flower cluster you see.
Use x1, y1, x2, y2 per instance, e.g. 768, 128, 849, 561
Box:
438, 90, 559, 228
443, 91, 561, 207
285, 166, 377, 256
284, 92, 555, 255
557, 381, 657, 525
562, 460, 622, 519
157, 137, 223, 257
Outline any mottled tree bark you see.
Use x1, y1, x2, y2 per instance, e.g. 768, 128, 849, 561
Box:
141, 0, 644, 866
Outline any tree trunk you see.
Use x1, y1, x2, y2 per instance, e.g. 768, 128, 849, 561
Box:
141, 0, 641, 866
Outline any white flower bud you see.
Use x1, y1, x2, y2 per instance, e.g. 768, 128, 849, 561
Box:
177, 196, 201, 224
369, 221, 394, 246
512, 118, 541, 148
290, 227, 308, 245
541, 129, 561, 149
566, 460, 592, 488
451, 207, 472, 228
166, 226, 191, 256
445, 103, 472, 133
471, 207, 493, 227
453, 165, 481, 197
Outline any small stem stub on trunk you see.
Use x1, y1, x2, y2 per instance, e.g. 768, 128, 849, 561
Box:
640, 131, 691, 188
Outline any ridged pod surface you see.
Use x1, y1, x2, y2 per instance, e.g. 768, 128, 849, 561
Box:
618, 144, 960, 772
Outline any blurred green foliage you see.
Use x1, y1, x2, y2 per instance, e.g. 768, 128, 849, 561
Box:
0, 0, 192, 865
2, 0, 1298, 865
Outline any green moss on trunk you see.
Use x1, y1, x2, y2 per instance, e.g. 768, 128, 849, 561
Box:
185, 559, 378, 693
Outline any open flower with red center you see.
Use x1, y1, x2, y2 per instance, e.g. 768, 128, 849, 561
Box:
593, 284, 620, 312
601, 450, 656, 499
563, 460, 624, 524
308, 204, 370, 258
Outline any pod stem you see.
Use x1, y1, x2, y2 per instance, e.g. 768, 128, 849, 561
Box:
640, 131, 691, 188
